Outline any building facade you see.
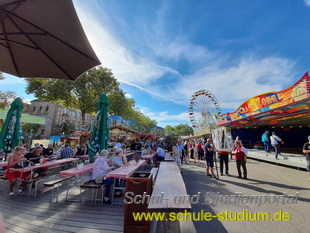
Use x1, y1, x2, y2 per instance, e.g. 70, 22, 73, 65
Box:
30, 100, 95, 139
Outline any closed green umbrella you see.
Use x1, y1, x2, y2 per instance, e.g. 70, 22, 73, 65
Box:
0, 98, 24, 155
88, 94, 109, 157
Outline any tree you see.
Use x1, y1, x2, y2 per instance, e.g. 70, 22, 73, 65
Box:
61, 120, 75, 136
25, 66, 158, 133
174, 124, 194, 136
164, 124, 193, 136
0, 91, 19, 110
25, 67, 120, 126
164, 125, 177, 135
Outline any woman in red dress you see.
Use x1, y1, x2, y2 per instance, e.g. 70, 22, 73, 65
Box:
6, 146, 30, 196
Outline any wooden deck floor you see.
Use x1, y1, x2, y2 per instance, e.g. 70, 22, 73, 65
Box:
0, 175, 124, 233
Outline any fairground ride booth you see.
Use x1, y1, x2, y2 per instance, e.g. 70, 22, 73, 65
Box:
217, 72, 310, 150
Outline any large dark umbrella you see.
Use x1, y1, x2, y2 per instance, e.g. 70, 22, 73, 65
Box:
0, 97, 24, 155
88, 94, 109, 158
0, 0, 100, 80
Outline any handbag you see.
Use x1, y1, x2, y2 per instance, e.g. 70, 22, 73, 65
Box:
95, 175, 105, 184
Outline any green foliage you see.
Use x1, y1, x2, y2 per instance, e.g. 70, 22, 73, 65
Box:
164, 124, 193, 136
22, 123, 41, 135
25, 67, 119, 121
25, 66, 157, 133
164, 135, 179, 151
61, 120, 75, 136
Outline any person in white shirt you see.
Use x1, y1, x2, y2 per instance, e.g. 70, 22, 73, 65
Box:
153, 146, 165, 162
270, 132, 283, 160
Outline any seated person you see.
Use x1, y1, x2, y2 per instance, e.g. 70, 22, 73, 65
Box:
91, 150, 113, 204
111, 150, 129, 196
153, 146, 165, 162
112, 150, 130, 169
142, 145, 153, 156
43, 144, 54, 157
6, 146, 30, 196
25, 146, 47, 176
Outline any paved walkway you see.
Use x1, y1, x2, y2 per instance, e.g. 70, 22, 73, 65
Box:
246, 149, 307, 170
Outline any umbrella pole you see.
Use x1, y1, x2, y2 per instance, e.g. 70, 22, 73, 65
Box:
214, 152, 220, 180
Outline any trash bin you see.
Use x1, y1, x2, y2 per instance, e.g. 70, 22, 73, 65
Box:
124, 172, 152, 233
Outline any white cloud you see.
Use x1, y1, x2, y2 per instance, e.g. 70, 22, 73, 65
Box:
74, 1, 298, 116
74, 3, 178, 86
139, 106, 190, 127
165, 55, 296, 110
304, 0, 310, 7
124, 93, 132, 99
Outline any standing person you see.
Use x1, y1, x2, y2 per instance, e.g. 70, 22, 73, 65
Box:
193, 142, 199, 163
302, 135, 310, 181
219, 151, 230, 176
172, 142, 181, 170
270, 132, 284, 160
233, 141, 248, 179
75, 144, 82, 157
189, 141, 194, 160
234, 136, 243, 147
183, 141, 189, 164
205, 138, 216, 178
177, 141, 184, 164
60, 144, 74, 159
197, 141, 204, 161
261, 131, 270, 153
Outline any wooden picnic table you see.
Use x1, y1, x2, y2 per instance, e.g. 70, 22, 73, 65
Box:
59, 163, 95, 177
78, 155, 89, 159
148, 162, 191, 233
141, 154, 154, 160
106, 160, 146, 179
106, 160, 146, 204
10, 158, 79, 173
148, 162, 191, 212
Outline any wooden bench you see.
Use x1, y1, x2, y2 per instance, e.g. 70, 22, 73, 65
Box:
148, 162, 191, 233
23, 171, 60, 198
79, 180, 106, 204
43, 177, 70, 203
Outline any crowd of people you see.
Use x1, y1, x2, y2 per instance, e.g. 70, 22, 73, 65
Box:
3, 133, 310, 198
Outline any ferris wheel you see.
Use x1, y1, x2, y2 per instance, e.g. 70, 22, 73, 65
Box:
189, 90, 221, 130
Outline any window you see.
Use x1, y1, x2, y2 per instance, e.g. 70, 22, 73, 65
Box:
46, 106, 49, 112
64, 108, 67, 114
39, 106, 43, 112
41, 129, 45, 135
33, 106, 36, 112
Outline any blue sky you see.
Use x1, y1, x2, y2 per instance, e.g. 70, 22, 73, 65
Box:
1, 0, 310, 127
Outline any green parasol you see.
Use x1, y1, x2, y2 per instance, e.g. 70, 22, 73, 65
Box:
88, 94, 110, 157
0, 98, 24, 154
